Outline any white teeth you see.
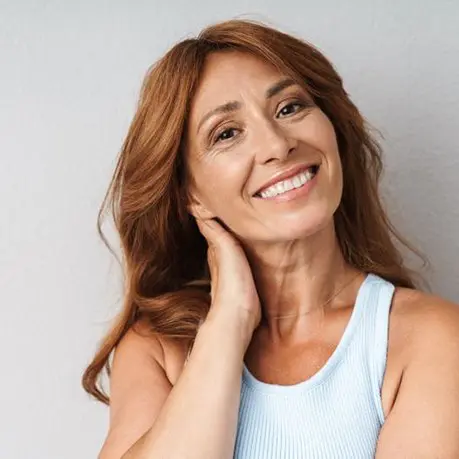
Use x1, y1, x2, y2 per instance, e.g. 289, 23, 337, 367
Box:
259, 167, 317, 199
283, 180, 294, 192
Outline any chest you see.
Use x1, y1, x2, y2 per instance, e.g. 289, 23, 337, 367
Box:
235, 367, 383, 459
244, 338, 338, 385
243, 307, 406, 420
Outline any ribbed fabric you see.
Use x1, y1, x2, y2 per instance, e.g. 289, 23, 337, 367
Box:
234, 273, 395, 458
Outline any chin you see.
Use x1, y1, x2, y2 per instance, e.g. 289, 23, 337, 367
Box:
258, 204, 336, 242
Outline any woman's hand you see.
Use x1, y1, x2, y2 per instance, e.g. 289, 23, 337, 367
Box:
195, 217, 261, 344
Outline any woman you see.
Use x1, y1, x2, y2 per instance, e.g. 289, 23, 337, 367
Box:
83, 19, 459, 458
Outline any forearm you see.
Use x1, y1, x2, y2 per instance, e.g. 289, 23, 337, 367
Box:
122, 314, 250, 459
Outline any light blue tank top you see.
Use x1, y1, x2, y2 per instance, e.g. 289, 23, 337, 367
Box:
234, 273, 395, 458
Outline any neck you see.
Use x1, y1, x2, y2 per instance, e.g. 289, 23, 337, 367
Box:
242, 222, 364, 341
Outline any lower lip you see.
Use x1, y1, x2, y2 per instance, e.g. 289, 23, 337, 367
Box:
255, 168, 319, 203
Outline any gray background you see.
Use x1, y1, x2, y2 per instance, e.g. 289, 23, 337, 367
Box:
1, 1, 458, 458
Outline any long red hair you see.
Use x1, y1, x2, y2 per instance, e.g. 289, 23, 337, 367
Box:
82, 19, 429, 404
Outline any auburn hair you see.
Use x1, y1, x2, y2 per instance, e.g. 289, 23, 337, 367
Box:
82, 19, 429, 404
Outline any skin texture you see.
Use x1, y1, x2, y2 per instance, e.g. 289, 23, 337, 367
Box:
100, 51, 459, 458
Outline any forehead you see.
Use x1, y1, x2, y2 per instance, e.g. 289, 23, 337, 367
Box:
188, 51, 285, 123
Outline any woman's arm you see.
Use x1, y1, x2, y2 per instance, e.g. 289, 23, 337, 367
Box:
102, 313, 251, 459
100, 216, 261, 459
375, 295, 459, 458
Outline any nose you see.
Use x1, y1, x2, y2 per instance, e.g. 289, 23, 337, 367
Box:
252, 118, 297, 164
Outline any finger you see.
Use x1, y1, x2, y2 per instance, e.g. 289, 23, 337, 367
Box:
207, 248, 218, 301
196, 217, 238, 251
195, 218, 225, 246
207, 246, 217, 276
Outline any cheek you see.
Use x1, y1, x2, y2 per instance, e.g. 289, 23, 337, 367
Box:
313, 112, 342, 177
313, 111, 339, 152
193, 157, 249, 210
324, 148, 343, 206
303, 111, 343, 203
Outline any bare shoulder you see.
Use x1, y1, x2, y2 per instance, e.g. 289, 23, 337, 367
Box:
376, 287, 459, 456
99, 321, 190, 458
115, 320, 190, 384
390, 286, 459, 361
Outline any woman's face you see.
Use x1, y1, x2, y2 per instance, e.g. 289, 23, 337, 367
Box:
185, 50, 343, 243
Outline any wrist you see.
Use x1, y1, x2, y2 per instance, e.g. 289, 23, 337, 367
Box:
201, 308, 255, 353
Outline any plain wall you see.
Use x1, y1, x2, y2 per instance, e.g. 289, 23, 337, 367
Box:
1, 1, 458, 457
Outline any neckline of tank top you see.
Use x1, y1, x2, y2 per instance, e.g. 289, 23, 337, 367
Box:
242, 272, 385, 395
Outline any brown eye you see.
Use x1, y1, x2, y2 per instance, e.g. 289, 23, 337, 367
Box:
277, 101, 305, 118
214, 127, 238, 144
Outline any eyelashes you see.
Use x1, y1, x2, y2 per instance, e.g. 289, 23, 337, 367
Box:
207, 99, 312, 147
213, 127, 239, 144
277, 101, 306, 118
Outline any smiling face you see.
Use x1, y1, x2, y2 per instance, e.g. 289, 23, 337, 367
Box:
185, 50, 344, 243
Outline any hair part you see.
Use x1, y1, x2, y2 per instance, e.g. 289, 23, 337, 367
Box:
82, 19, 430, 404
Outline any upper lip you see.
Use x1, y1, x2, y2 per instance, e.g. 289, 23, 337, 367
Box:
253, 162, 320, 196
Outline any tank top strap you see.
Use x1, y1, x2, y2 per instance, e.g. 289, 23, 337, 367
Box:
360, 273, 396, 424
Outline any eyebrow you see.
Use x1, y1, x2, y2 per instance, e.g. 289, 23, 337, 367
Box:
196, 77, 298, 133
265, 77, 297, 99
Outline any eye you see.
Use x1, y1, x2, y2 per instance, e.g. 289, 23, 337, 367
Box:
277, 101, 306, 118
213, 127, 239, 144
